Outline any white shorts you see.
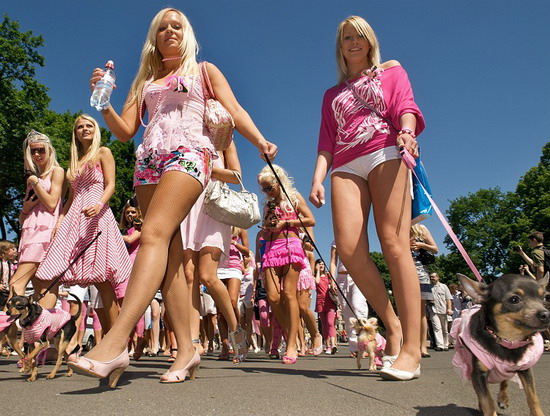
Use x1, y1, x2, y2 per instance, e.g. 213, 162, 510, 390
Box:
200, 292, 217, 316
68, 285, 88, 304
217, 267, 243, 281
331, 146, 400, 180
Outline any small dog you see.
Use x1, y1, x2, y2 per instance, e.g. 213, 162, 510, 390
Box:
349, 317, 385, 371
6, 289, 81, 381
452, 273, 550, 416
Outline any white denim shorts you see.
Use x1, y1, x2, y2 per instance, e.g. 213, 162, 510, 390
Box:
331, 146, 400, 180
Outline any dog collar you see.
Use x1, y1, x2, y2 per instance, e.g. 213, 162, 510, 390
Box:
485, 327, 533, 349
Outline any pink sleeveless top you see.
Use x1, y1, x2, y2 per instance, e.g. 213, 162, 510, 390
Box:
228, 234, 243, 270
135, 72, 216, 161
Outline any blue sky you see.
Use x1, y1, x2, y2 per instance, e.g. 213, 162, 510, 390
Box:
5, 0, 550, 269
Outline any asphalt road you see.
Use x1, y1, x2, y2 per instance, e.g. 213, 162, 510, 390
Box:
1, 347, 548, 415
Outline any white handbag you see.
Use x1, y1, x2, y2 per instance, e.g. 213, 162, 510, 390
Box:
202, 171, 261, 229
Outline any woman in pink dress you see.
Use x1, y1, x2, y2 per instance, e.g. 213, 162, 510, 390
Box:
70, 8, 276, 386
9, 130, 64, 308
314, 260, 338, 354
181, 142, 249, 363
36, 115, 132, 332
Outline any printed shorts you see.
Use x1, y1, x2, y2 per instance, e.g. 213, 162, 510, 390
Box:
134, 146, 213, 189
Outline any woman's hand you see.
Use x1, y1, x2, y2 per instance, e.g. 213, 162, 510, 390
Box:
309, 182, 325, 208
90, 68, 105, 92
82, 203, 103, 218
26, 175, 39, 187
397, 133, 418, 158
258, 140, 278, 161
266, 220, 287, 232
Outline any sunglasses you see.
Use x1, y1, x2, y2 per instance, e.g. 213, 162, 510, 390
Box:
262, 185, 275, 193
30, 148, 46, 155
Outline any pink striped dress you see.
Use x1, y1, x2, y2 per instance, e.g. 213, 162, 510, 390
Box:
36, 162, 131, 286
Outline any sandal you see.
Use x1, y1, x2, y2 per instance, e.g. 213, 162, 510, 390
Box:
282, 355, 297, 365
229, 325, 248, 364
168, 348, 178, 362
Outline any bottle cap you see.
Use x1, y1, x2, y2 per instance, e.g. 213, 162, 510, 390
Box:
105, 60, 115, 70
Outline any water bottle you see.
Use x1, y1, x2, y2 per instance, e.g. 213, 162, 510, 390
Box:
90, 60, 116, 111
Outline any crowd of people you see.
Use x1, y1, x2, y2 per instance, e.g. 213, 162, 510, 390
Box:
2, 8, 547, 390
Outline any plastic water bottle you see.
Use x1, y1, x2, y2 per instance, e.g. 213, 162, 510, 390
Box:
90, 60, 116, 111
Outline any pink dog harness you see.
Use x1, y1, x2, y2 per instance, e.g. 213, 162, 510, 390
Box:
23, 308, 71, 344
450, 306, 544, 385
358, 333, 386, 367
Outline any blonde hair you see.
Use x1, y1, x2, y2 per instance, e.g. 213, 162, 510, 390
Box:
119, 202, 143, 230
336, 16, 381, 84
22, 130, 60, 178
67, 114, 102, 181
257, 164, 300, 213
410, 224, 429, 241
0, 240, 16, 259
125, 8, 199, 110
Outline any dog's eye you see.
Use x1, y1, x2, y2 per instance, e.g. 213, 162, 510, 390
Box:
545, 294, 550, 303
508, 295, 521, 304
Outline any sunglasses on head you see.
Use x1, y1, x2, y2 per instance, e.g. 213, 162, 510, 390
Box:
30, 148, 46, 155
262, 185, 275, 193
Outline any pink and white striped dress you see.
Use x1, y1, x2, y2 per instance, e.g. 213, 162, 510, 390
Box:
36, 162, 131, 287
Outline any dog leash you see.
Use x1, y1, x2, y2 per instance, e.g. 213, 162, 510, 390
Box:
263, 155, 360, 320
36, 232, 102, 300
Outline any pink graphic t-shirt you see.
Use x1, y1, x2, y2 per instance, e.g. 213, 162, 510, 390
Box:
317, 65, 425, 169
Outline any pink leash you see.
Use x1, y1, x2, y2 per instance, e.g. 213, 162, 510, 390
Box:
402, 149, 484, 282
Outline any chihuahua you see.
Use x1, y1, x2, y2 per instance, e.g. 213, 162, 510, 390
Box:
349, 317, 385, 371
452, 273, 550, 416
6, 289, 81, 382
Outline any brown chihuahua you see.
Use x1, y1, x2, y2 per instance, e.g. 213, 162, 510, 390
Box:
452, 273, 550, 416
6, 289, 81, 382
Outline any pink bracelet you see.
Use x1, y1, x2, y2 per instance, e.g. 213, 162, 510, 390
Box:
398, 128, 416, 139
97, 202, 105, 209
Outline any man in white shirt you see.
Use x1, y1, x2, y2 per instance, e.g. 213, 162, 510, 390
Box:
429, 273, 453, 351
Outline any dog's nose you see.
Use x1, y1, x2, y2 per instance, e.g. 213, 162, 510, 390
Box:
537, 309, 550, 323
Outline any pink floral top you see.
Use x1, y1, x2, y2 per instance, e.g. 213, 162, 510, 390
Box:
318, 65, 425, 169
136, 72, 216, 161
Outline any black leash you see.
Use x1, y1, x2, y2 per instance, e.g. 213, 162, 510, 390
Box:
263, 155, 360, 320
36, 232, 102, 300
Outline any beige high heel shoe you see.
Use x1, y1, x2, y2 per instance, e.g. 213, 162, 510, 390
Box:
68, 350, 129, 388
159, 349, 201, 383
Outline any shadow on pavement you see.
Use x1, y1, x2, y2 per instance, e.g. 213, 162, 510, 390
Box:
414, 404, 479, 415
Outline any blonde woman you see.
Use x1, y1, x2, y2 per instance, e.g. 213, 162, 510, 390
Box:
70, 8, 276, 386
8, 131, 64, 308
258, 164, 315, 364
310, 16, 425, 380
36, 115, 131, 334
410, 224, 438, 357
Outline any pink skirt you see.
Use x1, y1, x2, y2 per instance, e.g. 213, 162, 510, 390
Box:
297, 262, 315, 291
262, 237, 307, 270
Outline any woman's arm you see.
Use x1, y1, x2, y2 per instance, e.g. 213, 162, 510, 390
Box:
211, 142, 242, 184
293, 194, 315, 228
329, 245, 339, 279
26, 167, 65, 213
90, 69, 141, 142
206, 63, 277, 160
82, 147, 116, 218
123, 230, 141, 245
235, 228, 250, 256
414, 229, 438, 254
309, 151, 332, 208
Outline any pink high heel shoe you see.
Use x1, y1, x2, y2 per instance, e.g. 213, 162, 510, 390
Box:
159, 349, 201, 383
68, 350, 129, 388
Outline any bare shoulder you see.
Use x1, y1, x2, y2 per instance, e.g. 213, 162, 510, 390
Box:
52, 166, 65, 176
380, 60, 402, 70
98, 146, 114, 160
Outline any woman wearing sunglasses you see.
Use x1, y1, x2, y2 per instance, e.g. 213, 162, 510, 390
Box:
257, 164, 315, 364
9, 130, 64, 308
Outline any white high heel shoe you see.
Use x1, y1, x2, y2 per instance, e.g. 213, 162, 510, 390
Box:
379, 364, 421, 381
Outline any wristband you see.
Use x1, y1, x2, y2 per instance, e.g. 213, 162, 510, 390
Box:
398, 128, 416, 139
21, 210, 29, 216
31, 179, 40, 187
97, 202, 105, 209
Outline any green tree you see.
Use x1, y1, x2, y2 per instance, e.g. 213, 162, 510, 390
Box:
0, 15, 49, 239
444, 188, 525, 277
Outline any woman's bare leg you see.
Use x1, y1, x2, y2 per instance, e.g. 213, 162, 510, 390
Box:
94, 282, 119, 333
280, 265, 300, 359
331, 172, 403, 359
298, 290, 322, 351
83, 172, 202, 363
420, 300, 429, 355
149, 299, 161, 354
369, 160, 421, 372
264, 268, 287, 331
183, 249, 201, 343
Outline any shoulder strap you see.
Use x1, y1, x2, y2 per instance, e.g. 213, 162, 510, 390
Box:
199, 61, 215, 99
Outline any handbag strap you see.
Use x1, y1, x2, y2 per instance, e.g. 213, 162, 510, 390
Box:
199, 61, 215, 100
231, 170, 246, 192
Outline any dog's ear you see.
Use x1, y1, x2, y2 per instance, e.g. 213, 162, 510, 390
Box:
349, 317, 357, 327
367, 317, 378, 327
458, 273, 489, 303
538, 273, 549, 293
